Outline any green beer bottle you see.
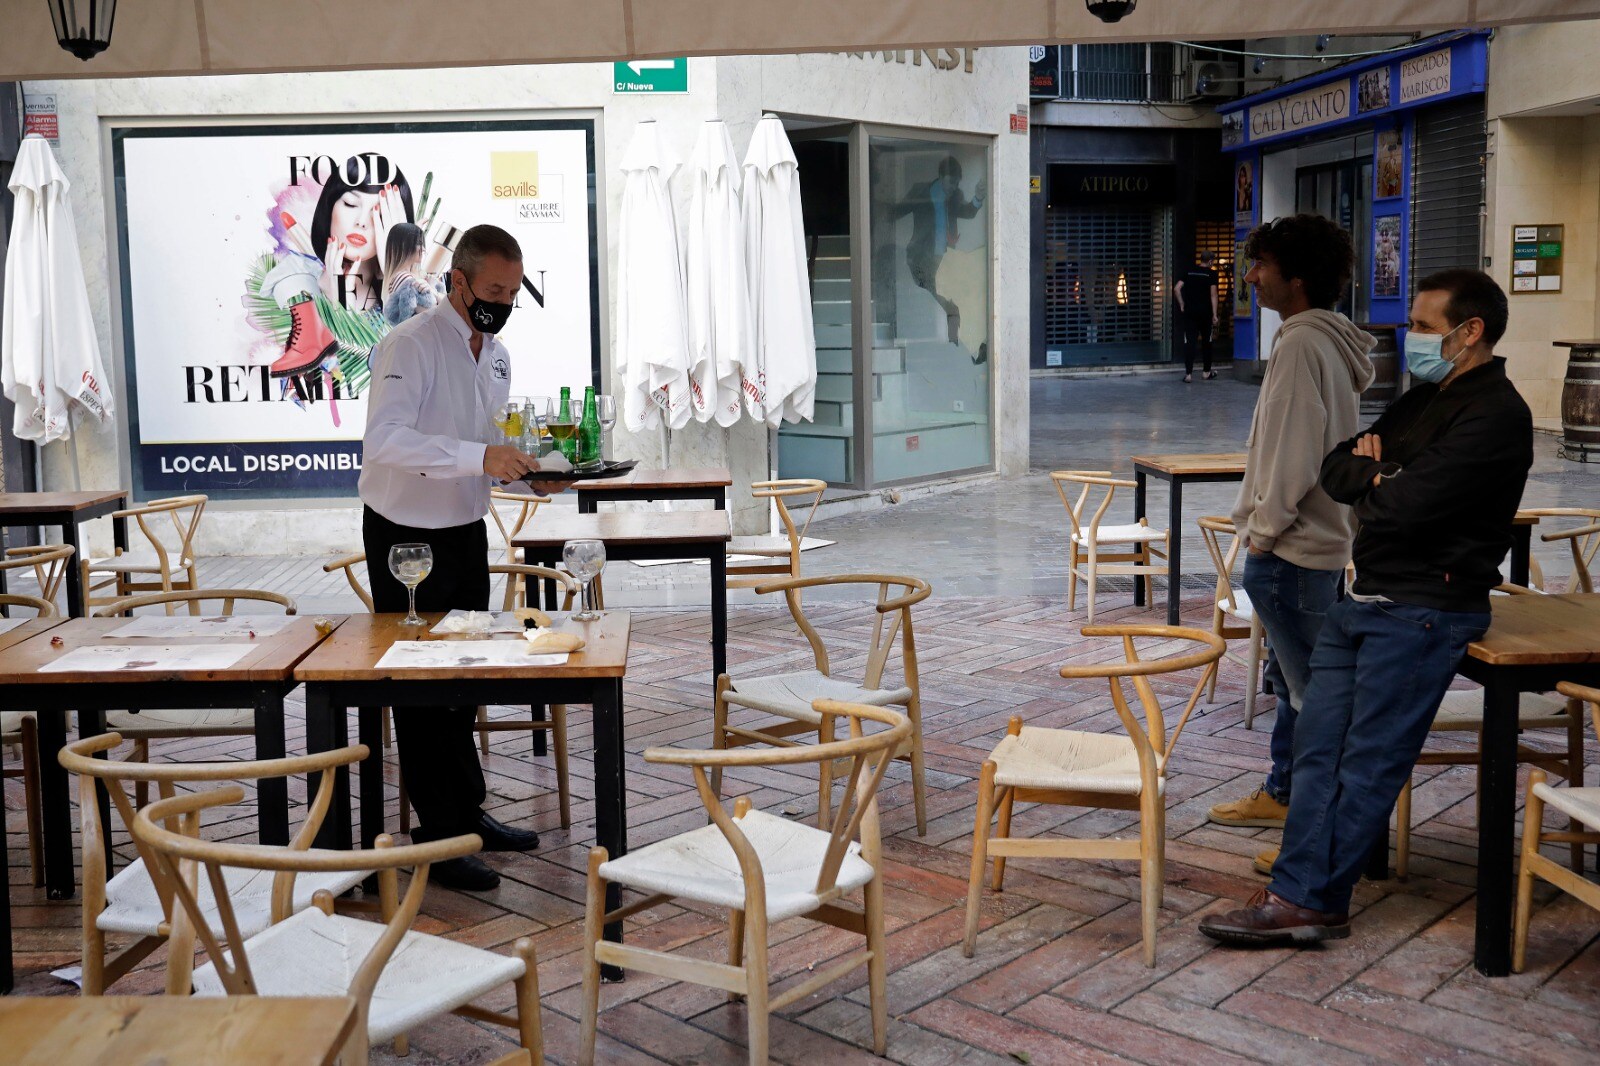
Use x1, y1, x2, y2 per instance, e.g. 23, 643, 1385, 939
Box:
578, 385, 602, 468
551, 386, 577, 462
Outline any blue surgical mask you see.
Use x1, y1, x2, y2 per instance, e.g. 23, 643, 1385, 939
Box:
1404, 323, 1465, 384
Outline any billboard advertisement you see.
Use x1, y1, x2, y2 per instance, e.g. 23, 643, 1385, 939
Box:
111, 118, 600, 500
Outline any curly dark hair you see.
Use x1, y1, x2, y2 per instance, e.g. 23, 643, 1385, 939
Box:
1417, 269, 1509, 347
1243, 214, 1354, 311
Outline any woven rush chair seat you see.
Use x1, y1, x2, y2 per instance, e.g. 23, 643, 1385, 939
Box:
191, 906, 526, 1044
1432, 689, 1570, 729
1219, 587, 1255, 620
105, 707, 256, 737
988, 725, 1165, 796
728, 534, 794, 556
1071, 523, 1168, 545
98, 859, 365, 939
87, 550, 197, 573
1530, 783, 1600, 830
723, 672, 913, 727
599, 808, 876, 923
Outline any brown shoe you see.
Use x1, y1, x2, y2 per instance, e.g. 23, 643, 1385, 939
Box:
1199, 888, 1350, 945
1253, 847, 1278, 876
1208, 788, 1289, 828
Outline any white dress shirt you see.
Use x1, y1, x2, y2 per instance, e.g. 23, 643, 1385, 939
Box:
359, 301, 511, 529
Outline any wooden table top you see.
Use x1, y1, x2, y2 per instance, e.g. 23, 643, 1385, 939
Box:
0, 994, 358, 1066
1129, 453, 1249, 477
1466, 594, 1600, 667
294, 610, 632, 682
0, 615, 343, 685
0, 617, 64, 655
513, 508, 732, 548
574, 466, 733, 492
0, 490, 127, 516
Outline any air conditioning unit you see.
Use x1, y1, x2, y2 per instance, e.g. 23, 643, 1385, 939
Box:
1191, 60, 1240, 99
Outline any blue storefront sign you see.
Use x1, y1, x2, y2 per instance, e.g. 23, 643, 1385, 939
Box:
1217, 31, 1489, 365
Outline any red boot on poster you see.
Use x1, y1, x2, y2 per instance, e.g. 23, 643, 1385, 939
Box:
271, 295, 339, 378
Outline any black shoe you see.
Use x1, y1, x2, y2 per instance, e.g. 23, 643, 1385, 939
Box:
474, 812, 540, 852
430, 854, 501, 892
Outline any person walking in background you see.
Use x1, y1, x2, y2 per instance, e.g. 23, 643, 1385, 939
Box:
1202, 269, 1531, 946
1206, 216, 1375, 881
1174, 249, 1221, 382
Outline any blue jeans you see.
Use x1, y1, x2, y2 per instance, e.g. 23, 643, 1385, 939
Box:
1241, 551, 1342, 803
1269, 598, 1490, 914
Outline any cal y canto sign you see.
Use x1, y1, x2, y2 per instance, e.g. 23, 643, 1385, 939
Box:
1248, 81, 1351, 142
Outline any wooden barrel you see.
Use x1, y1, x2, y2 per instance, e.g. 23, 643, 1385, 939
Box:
1357, 324, 1399, 414
1558, 340, 1600, 463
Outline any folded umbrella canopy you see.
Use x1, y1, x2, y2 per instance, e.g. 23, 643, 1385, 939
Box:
741, 115, 816, 427
615, 120, 693, 434
2, 134, 114, 444
683, 119, 753, 427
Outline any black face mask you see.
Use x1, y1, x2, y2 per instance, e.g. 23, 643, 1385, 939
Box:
457, 274, 514, 335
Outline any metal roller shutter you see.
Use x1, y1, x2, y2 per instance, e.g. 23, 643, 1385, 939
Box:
1044, 205, 1171, 364
1409, 98, 1487, 294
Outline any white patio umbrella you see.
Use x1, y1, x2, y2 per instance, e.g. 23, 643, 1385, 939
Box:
682, 119, 753, 427
741, 115, 815, 427
2, 134, 114, 447
615, 120, 692, 434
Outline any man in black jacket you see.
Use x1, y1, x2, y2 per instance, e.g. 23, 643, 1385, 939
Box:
1202, 269, 1533, 946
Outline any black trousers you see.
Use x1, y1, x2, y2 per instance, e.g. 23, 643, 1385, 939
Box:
362, 505, 490, 841
1181, 316, 1214, 375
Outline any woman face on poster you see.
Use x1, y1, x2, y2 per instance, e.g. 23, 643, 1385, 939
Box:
285, 155, 415, 307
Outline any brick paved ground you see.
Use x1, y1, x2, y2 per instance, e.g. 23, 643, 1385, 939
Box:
5, 376, 1599, 1062
7, 591, 1600, 1064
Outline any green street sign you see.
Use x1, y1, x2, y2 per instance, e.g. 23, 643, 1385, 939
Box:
613, 58, 689, 94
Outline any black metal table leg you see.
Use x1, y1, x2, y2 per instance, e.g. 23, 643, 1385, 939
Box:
530, 704, 548, 758
305, 686, 349, 851
357, 707, 384, 850
1363, 824, 1390, 880
1166, 478, 1184, 626
36, 709, 74, 899
1133, 472, 1148, 607
255, 687, 289, 846
591, 677, 628, 981
1475, 671, 1520, 976
710, 549, 727, 686
1509, 524, 1532, 588
60, 519, 85, 618
0, 726, 11, 992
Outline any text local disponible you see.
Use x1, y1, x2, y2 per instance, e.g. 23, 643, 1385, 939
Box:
157, 453, 364, 474
1251, 86, 1348, 138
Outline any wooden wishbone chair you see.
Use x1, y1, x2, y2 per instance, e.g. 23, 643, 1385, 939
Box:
1, 544, 75, 615
1514, 682, 1600, 972
1051, 471, 1169, 622
82, 495, 207, 615
1540, 517, 1599, 594
133, 788, 542, 1065
1, 592, 56, 887
93, 588, 298, 807
1196, 516, 1267, 727
489, 488, 552, 567
57, 733, 371, 995
579, 701, 911, 1065
964, 625, 1225, 967
727, 479, 827, 589
714, 572, 931, 835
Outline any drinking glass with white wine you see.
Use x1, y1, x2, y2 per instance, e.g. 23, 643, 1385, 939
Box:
562, 538, 607, 622
388, 543, 434, 626
596, 394, 616, 459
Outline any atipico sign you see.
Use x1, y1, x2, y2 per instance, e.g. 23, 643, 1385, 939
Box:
1248, 81, 1351, 142
1399, 48, 1452, 104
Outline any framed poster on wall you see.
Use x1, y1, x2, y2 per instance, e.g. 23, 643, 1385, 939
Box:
1373, 215, 1402, 297
111, 117, 601, 501
1233, 238, 1252, 318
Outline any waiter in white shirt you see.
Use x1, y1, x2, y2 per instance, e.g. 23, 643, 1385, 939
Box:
360, 224, 554, 892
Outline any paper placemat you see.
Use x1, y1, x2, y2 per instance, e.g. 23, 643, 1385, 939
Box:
430, 610, 529, 636
105, 615, 296, 640
0, 617, 30, 636
375, 639, 569, 671
40, 643, 258, 673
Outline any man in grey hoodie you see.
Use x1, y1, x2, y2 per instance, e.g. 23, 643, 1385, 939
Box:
1207, 215, 1375, 876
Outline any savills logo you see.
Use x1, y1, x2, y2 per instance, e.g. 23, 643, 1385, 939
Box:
490, 151, 540, 199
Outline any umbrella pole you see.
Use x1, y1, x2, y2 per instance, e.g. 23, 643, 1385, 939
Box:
64, 408, 82, 490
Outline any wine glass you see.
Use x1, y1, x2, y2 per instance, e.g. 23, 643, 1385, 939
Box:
562, 539, 607, 622
596, 394, 616, 458
388, 543, 433, 627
